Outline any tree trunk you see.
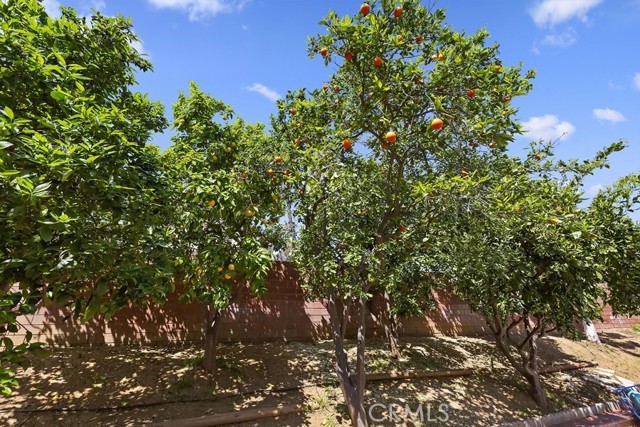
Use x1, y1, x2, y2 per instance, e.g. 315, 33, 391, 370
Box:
328, 292, 368, 427
488, 313, 549, 411
382, 290, 401, 358
338, 297, 351, 339
582, 320, 602, 344
203, 304, 222, 373
525, 369, 548, 410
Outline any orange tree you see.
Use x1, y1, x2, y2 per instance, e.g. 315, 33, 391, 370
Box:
424, 142, 628, 410
162, 83, 285, 373
589, 173, 640, 317
273, 1, 533, 424
0, 1, 174, 394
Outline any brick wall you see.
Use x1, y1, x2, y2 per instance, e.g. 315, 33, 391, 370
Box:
592, 304, 640, 331
14, 262, 640, 346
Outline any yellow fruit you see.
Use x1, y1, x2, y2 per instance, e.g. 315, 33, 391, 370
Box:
244, 210, 255, 217
217, 266, 223, 272
224, 274, 232, 280
228, 264, 235, 271
207, 200, 216, 207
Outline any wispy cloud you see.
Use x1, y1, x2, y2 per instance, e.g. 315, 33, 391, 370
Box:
541, 28, 577, 48
130, 37, 149, 58
522, 114, 576, 141
593, 108, 626, 123
586, 183, 604, 197
42, 0, 62, 18
634, 72, 640, 91
146, 0, 249, 21
608, 80, 623, 90
245, 83, 281, 102
529, 0, 602, 27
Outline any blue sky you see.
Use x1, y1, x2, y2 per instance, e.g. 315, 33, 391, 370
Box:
44, 0, 640, 197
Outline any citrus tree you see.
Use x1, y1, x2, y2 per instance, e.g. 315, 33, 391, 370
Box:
273, 1, 533, 424
425, 142, 626, 410
589, 173, 640, 316
0, 0, 173, 393
163, 83, 285, 373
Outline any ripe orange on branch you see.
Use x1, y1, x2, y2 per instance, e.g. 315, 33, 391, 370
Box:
385, 131, 397, 143
360, 3, 370, 16
430, 118, 443, 130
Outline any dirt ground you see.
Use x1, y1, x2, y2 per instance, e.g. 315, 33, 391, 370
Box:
0, 328, 638, 427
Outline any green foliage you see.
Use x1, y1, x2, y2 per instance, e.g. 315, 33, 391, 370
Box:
431, 153, 608, 329
0, 0, 172, 393
163, 83, 285, 308
275, 0, 533, 315
588, 173, 640, 316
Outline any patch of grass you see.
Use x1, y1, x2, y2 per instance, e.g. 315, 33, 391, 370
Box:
218, 355, 243, 378
184, 354, 204, 369
321, 416, 338, 427
632, 324, 640, 333
313, 392, 332, 410
176, 375, 195, 391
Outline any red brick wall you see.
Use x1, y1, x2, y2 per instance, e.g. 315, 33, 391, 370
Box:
592, 304, 640, 331
14, 262, 640, 346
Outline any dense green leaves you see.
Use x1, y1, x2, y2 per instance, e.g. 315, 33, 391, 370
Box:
0, 0, 172, 393
163, 82, 285, 309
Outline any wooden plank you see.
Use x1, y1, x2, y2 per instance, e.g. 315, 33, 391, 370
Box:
153, 403, 320, 427
365, 368, 473, 382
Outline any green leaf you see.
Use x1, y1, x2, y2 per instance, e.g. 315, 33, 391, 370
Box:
39, 225, 53, 243
32, 182, 51, 197
0, 141, 12, 150
50, 90, 67, 101
3, 107, 14, 120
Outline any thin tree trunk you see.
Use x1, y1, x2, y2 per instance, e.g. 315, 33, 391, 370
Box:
355, 295, 367, 401
525, 369, 548, 410
582, 320, 602, 344
202, 283, 244, 374
487, 311, 549, 410
382, 290, 401, 358
203, 304, 221, 373
340, 297, 351, 339
328, 291, 368, 427
525, 332, 549, 410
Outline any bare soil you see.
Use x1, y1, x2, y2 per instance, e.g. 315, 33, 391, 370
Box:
0, 329, 638, 426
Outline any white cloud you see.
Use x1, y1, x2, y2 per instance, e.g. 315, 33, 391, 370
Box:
586, 183, 604, 197
608, 80, 623, 90
593, 108, 626, 123
146, 0, 249, 20
42, 0, 62, 18
633, 73, 640, 91
245, 83, 281, 102
541, 28, 577, 48
130, 38, 149, 58
91, 0, 106, 12
522, 115, 576, 141
529, 0, 602, 27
